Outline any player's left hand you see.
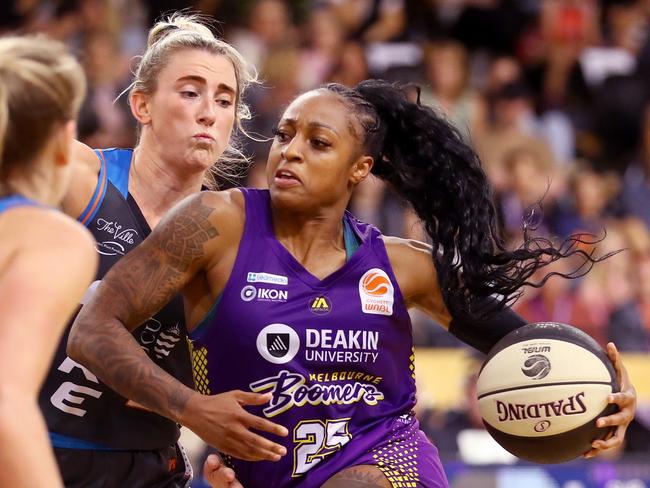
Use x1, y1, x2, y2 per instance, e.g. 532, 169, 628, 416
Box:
584, 342, 637, 458
203, 454, 243, 488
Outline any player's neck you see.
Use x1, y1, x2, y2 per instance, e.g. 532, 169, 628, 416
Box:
272, 205, 347, 263
4, 163, 62, 207
128, 145, 204, 229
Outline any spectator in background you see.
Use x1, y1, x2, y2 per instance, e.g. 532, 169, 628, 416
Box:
297, 5, 344, 90
80, 31, 134, 148
519, 218, 650, 353
236, 1, 302, 175
485, 54, 522, 96
476, 81, 556, 194
589, 0, 649, 169
602, 222, 650, 352
448, 0, 527, 54
420, 39, 487, 141
517, 0, 595, 165
533, 0, 599, 111
244, 46, 301, 183
637, 253, 650, 341
40, 0, 123, 53
498, 145, 559, 240
515, 257, 609, 347
228, 0, 297, 69
552, 162, 619, 237
0, 0, 42, 33
620, 104, 650, 229
487, 74, 574, 167
401, 0, 446, 43
328, 40, 370, 87
327, 0, 406, 43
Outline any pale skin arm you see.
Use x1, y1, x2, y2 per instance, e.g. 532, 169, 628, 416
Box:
0, 211, 97, 488
384, 235, 637, 458
67, 191, 288, 461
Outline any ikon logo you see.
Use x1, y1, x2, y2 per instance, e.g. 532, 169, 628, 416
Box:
359, 268, 394, 316
240, 285, 288, 302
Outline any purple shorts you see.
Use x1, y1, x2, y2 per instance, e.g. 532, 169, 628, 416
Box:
351, 415, 449, 488
223, 414, 449, 488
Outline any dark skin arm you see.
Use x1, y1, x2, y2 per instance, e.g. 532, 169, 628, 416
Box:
384, 235, 636, 458
68, 191, 288, 461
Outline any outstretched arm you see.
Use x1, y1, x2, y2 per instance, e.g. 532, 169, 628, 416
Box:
68, 192, 287, 461
385, 236, 636, 458
384, 236, 526, 353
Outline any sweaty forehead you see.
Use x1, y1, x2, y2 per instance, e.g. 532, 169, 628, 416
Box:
282, 91, 358, 137
160, 49, 237, 89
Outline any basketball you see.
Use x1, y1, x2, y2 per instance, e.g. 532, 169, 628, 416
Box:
476, 322, 619, 464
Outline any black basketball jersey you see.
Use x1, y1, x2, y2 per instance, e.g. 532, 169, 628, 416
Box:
39, 148, 194, 450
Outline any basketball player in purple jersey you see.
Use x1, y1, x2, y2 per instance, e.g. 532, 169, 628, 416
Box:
36, 13, 285, 487
69, 81, 637, 487
0, 36, 97, 487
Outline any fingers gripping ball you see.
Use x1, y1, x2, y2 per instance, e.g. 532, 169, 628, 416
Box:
476, 322, 619, 464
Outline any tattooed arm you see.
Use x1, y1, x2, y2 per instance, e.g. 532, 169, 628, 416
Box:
68, 191, 288, 461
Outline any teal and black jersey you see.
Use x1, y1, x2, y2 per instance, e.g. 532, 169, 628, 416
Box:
39, 148, 193, 451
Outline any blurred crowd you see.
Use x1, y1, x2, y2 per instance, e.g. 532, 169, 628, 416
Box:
4, 0, 650, 466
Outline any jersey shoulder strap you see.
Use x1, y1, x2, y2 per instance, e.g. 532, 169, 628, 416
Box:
78, 148, 133, 227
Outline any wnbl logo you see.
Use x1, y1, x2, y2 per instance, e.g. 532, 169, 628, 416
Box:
521, 354, 551, 380
358, 268, 394, 316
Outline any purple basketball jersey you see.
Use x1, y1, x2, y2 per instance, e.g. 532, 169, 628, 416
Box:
189, 189, 448, 487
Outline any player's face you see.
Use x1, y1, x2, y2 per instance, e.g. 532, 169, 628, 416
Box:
144, 49, 237, 173
267, 90, 371, 211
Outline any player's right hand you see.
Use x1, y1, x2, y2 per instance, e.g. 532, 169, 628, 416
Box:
182, 390, 288, 461
203, 454, 243, 488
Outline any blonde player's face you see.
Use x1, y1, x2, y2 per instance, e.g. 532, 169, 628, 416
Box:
145, 49, 237, 172
267, 90, 371, 212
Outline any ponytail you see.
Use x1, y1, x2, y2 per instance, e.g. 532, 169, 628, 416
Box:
326, 80, 609, 317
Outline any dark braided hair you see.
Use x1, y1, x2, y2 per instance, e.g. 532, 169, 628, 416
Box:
324, 79, 611, 318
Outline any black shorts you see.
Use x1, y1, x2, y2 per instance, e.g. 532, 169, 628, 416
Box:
54, 443, 192, 488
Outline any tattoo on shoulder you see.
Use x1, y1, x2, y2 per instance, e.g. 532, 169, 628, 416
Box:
107, 194, 221, 323
158, 195, 220, 273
